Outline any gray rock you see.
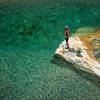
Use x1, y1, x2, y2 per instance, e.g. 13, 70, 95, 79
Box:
76, 53, 83, 57
76, 47, 81, 54
69, 48, 75, 52
92, 38, 100, 61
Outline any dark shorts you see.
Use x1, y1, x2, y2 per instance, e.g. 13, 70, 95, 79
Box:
65, 38, 68, 43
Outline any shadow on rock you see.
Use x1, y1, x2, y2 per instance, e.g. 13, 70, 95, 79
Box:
51, 54, 100, 87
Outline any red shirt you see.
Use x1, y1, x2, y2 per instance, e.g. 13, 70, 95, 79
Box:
65, 29, 70, 38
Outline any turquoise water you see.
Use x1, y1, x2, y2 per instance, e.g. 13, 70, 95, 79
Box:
0, 0, 100, 100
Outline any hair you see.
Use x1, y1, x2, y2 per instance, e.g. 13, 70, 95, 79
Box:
64, 26, 68, 29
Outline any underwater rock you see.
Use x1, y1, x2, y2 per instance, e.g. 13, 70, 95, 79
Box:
18, 27, 25, 35
25, 29, 33, 35
24, 19, 28, 23
73, 27, 97, 36
49, 17, 56, 23
53, 32, 100, 77
32, 24, 37, 30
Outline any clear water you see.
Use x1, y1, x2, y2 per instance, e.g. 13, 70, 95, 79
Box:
0, 0, 100, 100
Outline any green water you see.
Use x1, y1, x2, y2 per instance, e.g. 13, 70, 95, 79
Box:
0, 0, 100, 100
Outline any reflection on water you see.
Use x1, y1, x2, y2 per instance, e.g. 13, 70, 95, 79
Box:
0, 0, 100, 100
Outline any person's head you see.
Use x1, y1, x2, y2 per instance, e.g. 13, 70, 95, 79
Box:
64, 26, 68, 30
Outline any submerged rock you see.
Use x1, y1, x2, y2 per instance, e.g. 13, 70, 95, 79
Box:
53, 32, 100, 77
73, 27, 98, 36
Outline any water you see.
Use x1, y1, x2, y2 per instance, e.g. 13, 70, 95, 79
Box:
0, 0, 100, 100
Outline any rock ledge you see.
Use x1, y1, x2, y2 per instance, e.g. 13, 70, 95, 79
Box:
54, 32, 100, 77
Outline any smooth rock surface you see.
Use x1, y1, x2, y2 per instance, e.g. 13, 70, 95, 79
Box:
54, 32, 100, 77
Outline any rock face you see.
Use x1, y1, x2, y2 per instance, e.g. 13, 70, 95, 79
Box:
92, 38, 100, 61
53, 32, 100, 77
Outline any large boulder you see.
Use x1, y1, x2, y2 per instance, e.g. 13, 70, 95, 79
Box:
53, 32, 100, 77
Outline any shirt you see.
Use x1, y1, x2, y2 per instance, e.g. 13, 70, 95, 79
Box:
65, 29, 70, 38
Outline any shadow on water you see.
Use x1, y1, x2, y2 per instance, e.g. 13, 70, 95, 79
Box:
51, 54, 100, 88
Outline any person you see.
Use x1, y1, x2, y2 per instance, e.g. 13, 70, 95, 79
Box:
64, 26, 70, 49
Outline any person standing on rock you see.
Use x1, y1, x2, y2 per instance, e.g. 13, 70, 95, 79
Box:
64, 26, 70, 49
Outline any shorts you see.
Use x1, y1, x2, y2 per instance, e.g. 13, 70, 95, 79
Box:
65, 38, 68, 43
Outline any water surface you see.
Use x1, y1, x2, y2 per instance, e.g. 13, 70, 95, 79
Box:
0, 0, 100, 100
